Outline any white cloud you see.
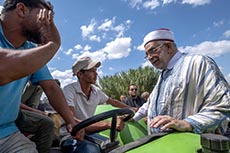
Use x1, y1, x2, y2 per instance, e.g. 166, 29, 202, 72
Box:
126, 0, 143, 9
113, 25, 125, 37
89, 35, 101, 42
179, 40, 230, 58
103, 37, 132, 59
72, 53, 79, 59
98, 18, 115, 31
80, 19, 96, 38
124, 0, 211, 10
80, 17, 131, 44
98, 17, 130, 38
83, 45, 92, 51
51, 69, 76, 87
162, 0, 176, 5
71, 17, 133, 66
125, 0, 160, 10
126, 20, 132, 24
223, 30, 230, 38
64, 48, 73, 55
137, 42, 145, 51
143, 0, 160, 10
0, 6, 3, 13
108, 67, 114, 71
73, 50, 107, 63
213, 20, 224, 27
74, 44, 83, 50
182, 0, 211, 6
69, 36, 132, 76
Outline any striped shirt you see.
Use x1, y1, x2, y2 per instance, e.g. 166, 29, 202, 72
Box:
133, 52, 230, 135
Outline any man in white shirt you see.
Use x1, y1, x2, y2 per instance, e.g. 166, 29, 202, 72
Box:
60, 56, 135, 152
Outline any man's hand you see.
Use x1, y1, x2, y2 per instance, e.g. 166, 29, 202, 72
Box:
116, 117, 125, 131
37, 9, 60, 50
132, 107, 139, 112
149, 115, 193, 132
66, 123, 85, 141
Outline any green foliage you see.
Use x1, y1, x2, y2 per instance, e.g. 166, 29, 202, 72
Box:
98, 66, 160, 100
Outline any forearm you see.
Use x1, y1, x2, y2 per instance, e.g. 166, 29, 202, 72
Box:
20, 103, 45, 114
85, 121, 110, 134
133, 102, 149, 121
184, 112, 228, 134
48, 91, 75, 124
0, 42, 59, 85
185, 90, 230, 134
108, 98, 132, 108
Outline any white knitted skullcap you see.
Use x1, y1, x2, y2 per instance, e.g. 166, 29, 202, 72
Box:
143, 28, 175, 46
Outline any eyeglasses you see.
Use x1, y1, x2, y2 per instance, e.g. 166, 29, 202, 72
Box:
130, 88, 137, 91
144, 44, 165, 59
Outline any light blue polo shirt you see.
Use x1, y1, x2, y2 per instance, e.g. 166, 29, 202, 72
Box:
0, 23, 53, 138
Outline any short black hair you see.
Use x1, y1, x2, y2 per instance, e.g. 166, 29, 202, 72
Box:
128, 84, 137, 90
2, 0, 53, 13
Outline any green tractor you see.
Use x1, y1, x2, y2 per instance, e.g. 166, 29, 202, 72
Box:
70, 105, 230, 153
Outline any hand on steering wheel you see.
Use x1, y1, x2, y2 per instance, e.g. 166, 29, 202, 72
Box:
71, 108, 135, 143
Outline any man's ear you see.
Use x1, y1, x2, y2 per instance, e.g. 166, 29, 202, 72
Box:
166, 43, 174, 54
76, 71, 82, 77
15, 3, 29, 18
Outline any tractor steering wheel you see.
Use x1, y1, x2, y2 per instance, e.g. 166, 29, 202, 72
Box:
71, 108, 135, 143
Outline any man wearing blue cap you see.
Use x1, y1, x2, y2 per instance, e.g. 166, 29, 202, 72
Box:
133, 28, 230, 135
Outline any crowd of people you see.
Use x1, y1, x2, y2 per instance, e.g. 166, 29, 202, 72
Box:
0, 0, 230, 153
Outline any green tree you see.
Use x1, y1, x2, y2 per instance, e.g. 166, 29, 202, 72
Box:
98, 66, 160, 100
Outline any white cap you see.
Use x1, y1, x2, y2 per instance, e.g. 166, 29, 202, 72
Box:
143, 28, 175, 46
72, 57, 101, 75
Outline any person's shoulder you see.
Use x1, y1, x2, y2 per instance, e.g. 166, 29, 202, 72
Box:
124, 96, 132, 101
184, 52, 201, 58
138, 95, 145, 100
63, 81, 78, 90
184, 53, 211, 63
137, 96, 145, 102
184, 52, 210, 58
184, 53, 219, 72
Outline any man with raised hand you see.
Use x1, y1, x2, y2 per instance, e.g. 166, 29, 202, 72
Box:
0, 0, 84, 152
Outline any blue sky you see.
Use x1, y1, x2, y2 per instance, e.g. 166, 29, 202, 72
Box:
1, 0, 230, 87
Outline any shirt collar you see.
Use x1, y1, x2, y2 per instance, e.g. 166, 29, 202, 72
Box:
76, 80, 96, 94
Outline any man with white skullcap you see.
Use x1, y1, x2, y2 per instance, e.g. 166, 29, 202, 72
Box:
133, 28, 230, 136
